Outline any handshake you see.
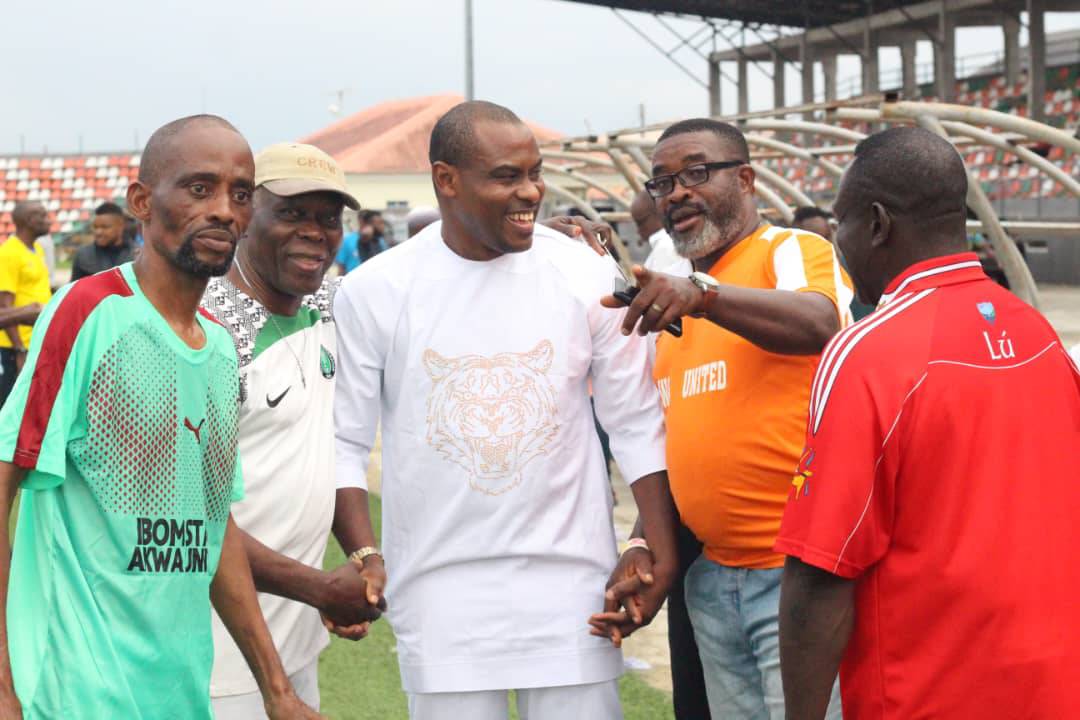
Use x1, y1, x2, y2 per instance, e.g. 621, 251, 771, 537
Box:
316, 557, 388, 641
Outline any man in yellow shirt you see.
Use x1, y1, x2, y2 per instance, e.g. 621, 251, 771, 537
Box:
0, 201, 52, 405
599, 119, 849, 719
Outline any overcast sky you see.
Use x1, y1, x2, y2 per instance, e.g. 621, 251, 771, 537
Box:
4, 0, 1078, 154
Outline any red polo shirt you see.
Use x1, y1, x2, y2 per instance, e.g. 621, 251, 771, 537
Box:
776, 253, 1080, 719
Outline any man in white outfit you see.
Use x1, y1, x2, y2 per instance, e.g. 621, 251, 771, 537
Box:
333, 101, 679, 720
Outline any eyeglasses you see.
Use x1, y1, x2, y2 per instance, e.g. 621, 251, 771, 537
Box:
644, 161, 746, 199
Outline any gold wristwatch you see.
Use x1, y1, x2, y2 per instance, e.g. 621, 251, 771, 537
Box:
348, 546, 383, 566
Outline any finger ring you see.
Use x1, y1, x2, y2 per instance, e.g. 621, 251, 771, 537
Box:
651, 303, 665, 314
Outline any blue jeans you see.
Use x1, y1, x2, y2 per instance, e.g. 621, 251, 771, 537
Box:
685, 557, 842, 720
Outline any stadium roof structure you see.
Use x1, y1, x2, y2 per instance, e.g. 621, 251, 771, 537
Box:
559, 0, 926, 29
301, 93, 562, 174
561, 0, 1079, 28
556, 0, 1078, 122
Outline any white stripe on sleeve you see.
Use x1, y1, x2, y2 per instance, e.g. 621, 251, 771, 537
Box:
772, 234, 810, 291
812, 288, 935, 435
833, 253, 855, 327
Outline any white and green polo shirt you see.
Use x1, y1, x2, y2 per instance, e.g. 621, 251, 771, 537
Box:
202, 275, 339, 697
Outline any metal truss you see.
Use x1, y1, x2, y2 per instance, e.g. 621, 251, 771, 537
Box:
542, 98, 1080, 309
607, 7, 804, 97
608, 8, 719, 89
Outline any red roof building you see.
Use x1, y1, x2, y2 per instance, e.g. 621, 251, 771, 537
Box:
301, 93, 563, 174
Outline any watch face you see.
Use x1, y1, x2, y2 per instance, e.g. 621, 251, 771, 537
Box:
691, 271, 720, 291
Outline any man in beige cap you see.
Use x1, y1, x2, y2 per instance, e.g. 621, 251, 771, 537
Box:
203, 143, 387, 719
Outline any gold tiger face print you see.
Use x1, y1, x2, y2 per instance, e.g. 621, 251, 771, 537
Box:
423, 340, 559, 495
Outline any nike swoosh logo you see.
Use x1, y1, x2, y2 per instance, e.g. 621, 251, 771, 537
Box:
266, 387, 291, 408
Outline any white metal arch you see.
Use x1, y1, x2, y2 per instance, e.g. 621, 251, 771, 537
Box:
540, 98, 1080, 309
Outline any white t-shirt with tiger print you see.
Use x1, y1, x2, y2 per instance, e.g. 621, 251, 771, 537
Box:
334, 222, 667, 694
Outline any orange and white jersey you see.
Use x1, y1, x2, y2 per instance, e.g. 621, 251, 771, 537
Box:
766, 224, 854, 326
654, 223, 852, 569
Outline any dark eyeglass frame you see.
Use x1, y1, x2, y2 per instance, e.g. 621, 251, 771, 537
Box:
645, 160, 746, 199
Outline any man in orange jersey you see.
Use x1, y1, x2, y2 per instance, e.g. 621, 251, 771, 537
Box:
597, 119, 849, 719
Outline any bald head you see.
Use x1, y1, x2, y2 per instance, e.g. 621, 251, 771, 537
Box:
139, 114, 241, 186
834, 126, 971, 305
630, 189, 663, 242
11, 201, 49, 240
406, 206, 441, 237
11, 202, 43, 228
845, 126, 968, 229
429, 101, 524, 168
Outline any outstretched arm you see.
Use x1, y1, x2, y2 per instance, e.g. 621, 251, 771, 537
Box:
602, 266, 839, 355
700, 283, 838, 354
211, 515, 323, 719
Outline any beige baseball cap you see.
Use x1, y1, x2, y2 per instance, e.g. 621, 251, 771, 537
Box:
254, 142, 360, 210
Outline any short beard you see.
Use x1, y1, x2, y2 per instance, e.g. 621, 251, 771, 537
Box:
172, 234, 235, 278
671, 212, 742, 261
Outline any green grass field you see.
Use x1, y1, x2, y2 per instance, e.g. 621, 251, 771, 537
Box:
317, 495, 675, 719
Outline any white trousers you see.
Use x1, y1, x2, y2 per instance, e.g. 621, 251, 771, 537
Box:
408, 680, 622, 720
211, 657, 320, 719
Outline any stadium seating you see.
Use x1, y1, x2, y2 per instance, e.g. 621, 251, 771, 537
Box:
758, 66, 1078, 204
953, 64, 1080, 129
0, 154, 139, 237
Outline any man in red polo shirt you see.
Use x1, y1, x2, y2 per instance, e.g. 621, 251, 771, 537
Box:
775, 126, 1080, 720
